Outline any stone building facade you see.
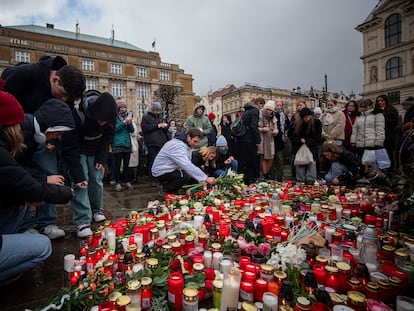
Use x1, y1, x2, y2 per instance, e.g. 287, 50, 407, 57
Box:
0, 24, 196, 126
356, 0, 414, 104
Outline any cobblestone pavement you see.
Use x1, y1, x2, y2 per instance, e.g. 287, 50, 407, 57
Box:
1, 180, 161, 311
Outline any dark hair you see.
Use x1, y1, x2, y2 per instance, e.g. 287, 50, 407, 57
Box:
320, 142, 343, 161
375, 94, 394, 116
358, 98, 373, 108
254, 97, 265, 106
186, 128, 203, 139
345, 100, 359, 116
56, 65, 86, 101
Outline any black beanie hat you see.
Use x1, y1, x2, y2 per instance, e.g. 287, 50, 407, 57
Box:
300, 107, 313, 118
93, 92, 117, 125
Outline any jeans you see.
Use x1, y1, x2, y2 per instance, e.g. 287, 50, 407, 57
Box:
19, 143, 59, 231
0, 233, 51, 281
213, 159, 238, 177
71, 154, 104, 226
324, 162, 349, 183
296, 162, 317, 183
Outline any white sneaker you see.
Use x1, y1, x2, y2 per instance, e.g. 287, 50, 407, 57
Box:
77, 225, 93, 238
43, 225, 65, 239
93, 212, 106, 223
114, 183, 123, 192
123, 182, 133, 190
24, 228, 39, 234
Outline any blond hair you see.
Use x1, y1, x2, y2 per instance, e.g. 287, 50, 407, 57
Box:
4, 124, 26, 156
199, 146, 217, 168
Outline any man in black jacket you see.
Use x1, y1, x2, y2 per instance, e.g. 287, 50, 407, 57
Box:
141, 102, 169, 187
236, 98, 262, 184
1, 55, 86, 239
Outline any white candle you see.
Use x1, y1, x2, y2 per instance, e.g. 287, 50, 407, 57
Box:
220, 259, 232, 278
262, 292, 278, 311
193, 215, 204, 228
64, 254, 76, 272
212, 252, 223, 271
134, 233, 143, 251
325, 226, 336, 244
107, 229, 116, 253
335, 205, 343, 219
203, 250, 212, 268
220, 268, 241, 311
285, 215, 294, 227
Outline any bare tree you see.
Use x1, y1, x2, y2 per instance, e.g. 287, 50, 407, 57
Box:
154, 85, 182, 122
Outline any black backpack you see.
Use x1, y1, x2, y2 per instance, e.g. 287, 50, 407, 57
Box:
230, 114, 246, 137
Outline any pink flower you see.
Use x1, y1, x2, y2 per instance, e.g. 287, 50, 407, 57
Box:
237, 236, 248, 249
245, 243, 258, 255
258, 242, 271, 255
154, 236, 167, 247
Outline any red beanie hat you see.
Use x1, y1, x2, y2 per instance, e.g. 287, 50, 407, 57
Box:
0, 90, 25, 127
208, 112, 216, 120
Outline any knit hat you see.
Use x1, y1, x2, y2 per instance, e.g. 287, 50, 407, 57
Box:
313, 107, 322, 115
116, 99, 127, 108
151, 102, 162, 111
402, 96, 414, 106
216, 135, 228, 147
264, 100, 275, 111
93, 93, 118, 125
0, 90, 25, 126
299, 107, 313, 118
208, 112, 216, 120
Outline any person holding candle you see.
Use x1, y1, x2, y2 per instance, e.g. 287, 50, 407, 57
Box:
152, 128, 216, 195
0, 88, 73, 283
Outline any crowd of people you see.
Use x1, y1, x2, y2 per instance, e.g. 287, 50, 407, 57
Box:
0, 54, 413, 284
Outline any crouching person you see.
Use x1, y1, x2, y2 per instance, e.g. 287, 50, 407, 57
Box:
320, 142, 360, 186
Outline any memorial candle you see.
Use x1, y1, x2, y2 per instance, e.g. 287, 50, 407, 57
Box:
168, 272, 184, 311
220, 267, 241, 311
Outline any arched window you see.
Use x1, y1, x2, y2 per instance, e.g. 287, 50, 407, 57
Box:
386, 57, 403, 80
385, 13, 401, 48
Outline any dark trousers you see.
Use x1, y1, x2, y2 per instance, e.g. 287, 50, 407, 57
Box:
156, 169, 194, 193
147, 146, 162, 182
113, 152, 131, 183
236, 142, 258, 184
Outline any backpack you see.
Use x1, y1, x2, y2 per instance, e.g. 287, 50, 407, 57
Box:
230, 114, 247, 137
74, 89, 101, 126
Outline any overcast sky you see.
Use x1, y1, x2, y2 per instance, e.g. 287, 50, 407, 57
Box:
1, 0, 378, 97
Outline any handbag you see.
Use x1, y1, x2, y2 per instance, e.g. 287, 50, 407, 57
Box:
361, 149, 376, 165
294, 144, 314, 165
375, 148, 391, 169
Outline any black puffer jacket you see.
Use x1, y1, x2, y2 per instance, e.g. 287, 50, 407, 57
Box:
237, 104, 261, 144
1, 56, 67, 113
141, 111, 169, 147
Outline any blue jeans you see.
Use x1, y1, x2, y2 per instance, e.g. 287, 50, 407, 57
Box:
213, 159, 239, 177
0, 233, 51, 281
324, 162, 349, 183
71, 154, 104, 226
20, 143, 59, 231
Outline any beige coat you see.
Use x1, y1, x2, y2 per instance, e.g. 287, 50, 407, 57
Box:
321, 107, 346, 140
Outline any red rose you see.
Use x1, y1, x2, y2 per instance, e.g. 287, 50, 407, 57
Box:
198, 288, 206, 301
204, 279, 213, 292
170, 259, 182, 272
204, 268, 216, 280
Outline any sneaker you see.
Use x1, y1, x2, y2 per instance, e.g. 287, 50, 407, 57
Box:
110, 180, 116, 186
93, 212, 106, 223
114, 183, 123, 192
77, 225, 93, 238
123, 182, 133, 190
43, 225, 65, 239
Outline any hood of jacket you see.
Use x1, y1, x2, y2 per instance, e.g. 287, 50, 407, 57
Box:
83, 92, 117, 126
34, 99, 75, 132
193, 102, 206, 116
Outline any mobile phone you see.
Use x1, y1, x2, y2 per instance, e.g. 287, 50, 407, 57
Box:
127, 112, 133, 118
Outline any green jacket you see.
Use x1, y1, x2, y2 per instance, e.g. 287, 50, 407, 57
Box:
184, 102, 212, 148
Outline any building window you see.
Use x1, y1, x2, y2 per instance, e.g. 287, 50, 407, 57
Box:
137, 67, 147, 78
85, 79, 96, 91
137, 85, 148, 99
15, 50, 30, 63
388, 91, 400, 105
385, 13, 401, 48
386, 57, 403, 80
111, 64, 122, 75
160, 71, 170, 81
112, 82, 123, 97
82, 60, 95, 71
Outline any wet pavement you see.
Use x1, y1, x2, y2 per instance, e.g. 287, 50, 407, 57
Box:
1, 179, 161, 311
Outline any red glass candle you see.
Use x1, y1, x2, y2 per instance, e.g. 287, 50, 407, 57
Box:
193, 253, 203, 264
311, 302, 329, 311
239, 281, 254, 303
365, 214, 376, 226
336, 262, 351, 293
324, 265, 339, 292
239, 256, 251, 271
168, 272, 184, 310
272, 226, 282, 243
244, 263, 257, 274
184, 236, 195, 255
313, 263, 326, 286
242, 271, 256, 284
80, 247, 87, 257
254, 278, 268, 302
141, 277, 153, 310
